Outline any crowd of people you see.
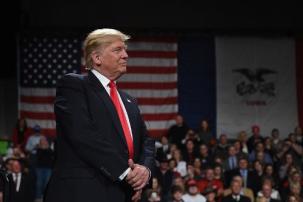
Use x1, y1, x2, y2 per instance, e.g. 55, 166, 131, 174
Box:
0, 118, 55, 202
0, 115, 303, 202
143, 115, 303, 202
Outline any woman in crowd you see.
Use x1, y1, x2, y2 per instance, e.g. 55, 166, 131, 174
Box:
279, 152, 296, 181
11, 118, 31, 151
196, 119, 213, 145
237, 131, 249, 155
172, 149, 188, 177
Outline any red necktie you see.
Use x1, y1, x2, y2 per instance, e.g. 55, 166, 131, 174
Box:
109, 80, 134, 159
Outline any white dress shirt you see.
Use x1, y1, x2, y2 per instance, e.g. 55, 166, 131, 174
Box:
91, 69, 133, 139
13, 172, 22, 192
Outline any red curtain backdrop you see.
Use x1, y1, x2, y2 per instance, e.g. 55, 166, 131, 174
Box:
296, 39, 303, 128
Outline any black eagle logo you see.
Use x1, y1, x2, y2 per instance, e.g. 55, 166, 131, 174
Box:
232, 68, 276, 83
232, 68, 277, 97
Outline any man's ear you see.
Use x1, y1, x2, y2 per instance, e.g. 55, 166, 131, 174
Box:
91, 51, 102, 65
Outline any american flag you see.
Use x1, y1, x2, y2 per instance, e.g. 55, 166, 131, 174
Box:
19, 34, 178, 138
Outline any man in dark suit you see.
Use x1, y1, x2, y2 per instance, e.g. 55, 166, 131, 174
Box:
222, 179, 251, 202
223, 145, 239, 171
9, 159, 35, 202
224, 157, 260, 195
44, 28, 155, 202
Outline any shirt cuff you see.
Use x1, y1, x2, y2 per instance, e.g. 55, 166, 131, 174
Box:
119, 167, 131, 181
146, 167, 152, 184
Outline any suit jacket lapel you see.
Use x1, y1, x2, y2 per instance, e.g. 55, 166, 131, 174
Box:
119, 91, 139, 158
87, 72, 127, 148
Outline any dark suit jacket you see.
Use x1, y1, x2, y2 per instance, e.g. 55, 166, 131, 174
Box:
224, 168, 260, 195
44, 72, 155, 202
222, 194, 251, 202
9, 173, 35, 202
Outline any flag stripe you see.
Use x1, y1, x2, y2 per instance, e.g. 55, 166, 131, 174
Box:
20, 88, 56, 96
142, 113, 177, 121
127, 42, 177, 51
127, 66, 177, 74
122, 89, 178, 98
118, 82, 177, 90
139, 104, 177, 114
118, 73, 177, 82
26, 119, 56, 129
21, 96, 55, 104
127, 58, 177, 67
145, 120, 176, 130
20, 111, 55, 120
20, 102, 53, 113
137, 97, 177, 105
21, 87, 179, 97
127, 51, 177, 58
148, 129, 168, 138
20, 102, 177, 114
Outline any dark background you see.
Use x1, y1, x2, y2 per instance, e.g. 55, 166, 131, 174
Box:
0, 0, 302, 137
2, 0, 302, 78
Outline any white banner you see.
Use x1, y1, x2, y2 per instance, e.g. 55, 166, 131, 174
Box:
216, 37, 298, 138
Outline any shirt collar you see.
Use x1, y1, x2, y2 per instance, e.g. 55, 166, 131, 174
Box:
91, 69, 113, 88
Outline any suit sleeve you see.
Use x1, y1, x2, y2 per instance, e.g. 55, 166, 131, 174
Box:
137, 109, 155, 174
54, 74, 128, 182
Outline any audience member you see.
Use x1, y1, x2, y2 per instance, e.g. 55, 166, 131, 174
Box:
214, 134, 229, 159
222, 178, 251, 202
223, 175, 254, 202
168, 115, 189, 149
11, 118, 32, 151
182, 179, 206, 202
8, 159, 35, 202
196, 120, 213, 145
256, 182, 281, 202
247, 125, 264, 152
169, 185, 185, 202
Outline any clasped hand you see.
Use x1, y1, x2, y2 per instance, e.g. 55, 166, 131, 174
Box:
126, 159, 149, 201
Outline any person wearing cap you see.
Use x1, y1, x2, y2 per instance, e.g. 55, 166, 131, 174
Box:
182, 179, 206, 202
25, 124, 43, 155
155, 156, 174, 202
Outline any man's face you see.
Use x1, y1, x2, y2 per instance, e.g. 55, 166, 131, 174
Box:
175, 115, 183, 125
205, 169, 214, 181
188, 186, 198, 195
228, 146, 236, 156
200, 145, 208, 155
256, 143, 264, 152
239, 159, 248, 169
233, 176, 243, 187
272, 130, 279, 138
262, 184, 272, 198
220, 135, 227, 144
256, 152, 265, 161
252, 126, 260, 135
160, 162, 168, 170
231, 181, 241, 194
11, 160, 22, 173
97, 39, 128, 80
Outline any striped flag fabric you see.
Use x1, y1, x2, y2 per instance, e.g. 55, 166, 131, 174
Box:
18, 35, 178, 138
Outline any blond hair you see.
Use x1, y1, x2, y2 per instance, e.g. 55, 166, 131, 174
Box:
83, 28, 130, 69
